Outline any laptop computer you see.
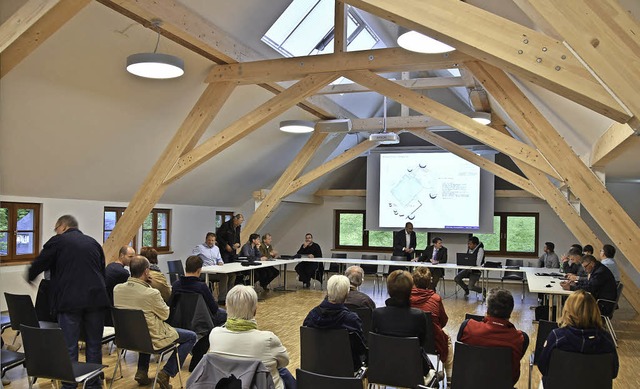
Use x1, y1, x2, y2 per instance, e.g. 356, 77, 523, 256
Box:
456, 252, 477, 266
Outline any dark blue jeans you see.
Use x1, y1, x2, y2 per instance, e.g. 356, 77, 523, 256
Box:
58, 308, 106, 389
138, 328, 196, 377
279, 367, 297, 389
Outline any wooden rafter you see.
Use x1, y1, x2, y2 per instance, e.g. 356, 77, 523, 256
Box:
282, 140, 379, 198
0, 0, 60, 53
315, 189, 366, 197
205, 49, 472, 84
241, 132, 329, 243
524, 0, 640, 120
163, 73, 340, 185
316, 76, 469, 95
102, 82, 236, 261
344, 69, 562, 180
409, 129, 542, 198
352, 116, 448, 131
334, 1, 347, 53
492, 119, 640, 313
342, 0, 629, 122
590, 122, 638, 167
467, 60, 640, 280
0, 0, 90, 78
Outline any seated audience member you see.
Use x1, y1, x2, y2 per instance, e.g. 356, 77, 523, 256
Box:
600, 244, 621, 283
538, 242, 560, 268
561, 254, 618, 316
114, 256, 197, 389
344, 266, 376, 310
560, 244, 582, 273
537, 290, 618, 387
294, 233, 324, 288
373, 270, 441, 386
582, 244, 594, 256
208, 285, 295, 389
417, 237, 448, 289
171, 255, 227, 327
241, 233, 279, 291
457, 288, 529, 386
193, 232, 236, 305
454, 237, 485, 297
105, 245, 134, 304
303, 275, 367, 369
410, 267, 454, 381
140, 246, 171, 303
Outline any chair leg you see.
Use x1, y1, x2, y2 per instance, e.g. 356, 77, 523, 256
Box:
109, 348, 122, 389
176, 347, 183, 389
522, 281, 526, 302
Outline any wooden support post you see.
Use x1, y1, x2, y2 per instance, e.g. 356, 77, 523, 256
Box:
468, 60, 640, 301
334, 1, 347, 53
282, 139, 379, 197
163, 73, 339, 185
345, 69, 562, 180
0, 0, 89, 78
241, 132, 329, 242
409, 129, 542, 198
102, 82, 236, 261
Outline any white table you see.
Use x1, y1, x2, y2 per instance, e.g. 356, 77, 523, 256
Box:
201, 258, 301, 290
525, 269, 572, 320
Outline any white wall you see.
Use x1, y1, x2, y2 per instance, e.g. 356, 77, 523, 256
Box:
0, 195, 221, 311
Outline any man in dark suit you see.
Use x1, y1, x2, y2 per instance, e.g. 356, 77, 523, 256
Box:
561, 254, 617, 316
417, 237, 448, 289
393, 222, 417, 260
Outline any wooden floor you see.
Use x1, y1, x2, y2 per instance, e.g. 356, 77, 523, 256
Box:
2, 273, 639, 388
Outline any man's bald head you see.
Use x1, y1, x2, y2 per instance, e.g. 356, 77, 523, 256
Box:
129, 256, 150, 278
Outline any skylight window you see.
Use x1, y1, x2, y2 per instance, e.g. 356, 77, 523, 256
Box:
262, 0, 380, 58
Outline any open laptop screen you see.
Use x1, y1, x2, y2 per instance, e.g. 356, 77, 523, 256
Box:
456, 252, 477, 266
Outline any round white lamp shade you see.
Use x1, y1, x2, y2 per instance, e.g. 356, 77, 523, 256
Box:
126, 53, 185, 79
279, 120, 315, 134
397, 30, 455, 54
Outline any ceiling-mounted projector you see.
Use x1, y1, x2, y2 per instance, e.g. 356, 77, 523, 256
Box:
369, 132, 400, 144
314, 119, 352, 133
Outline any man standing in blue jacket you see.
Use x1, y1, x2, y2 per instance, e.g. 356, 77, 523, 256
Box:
28, 215, 109, 389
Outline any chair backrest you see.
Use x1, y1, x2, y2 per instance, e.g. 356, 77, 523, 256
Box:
533, 320, 559, 366
422, 311, 437, 355
328, 253, 347, 273
4, 293, 40, 330
360, 254, 378, 275
390, 255, 406, 261
503, 258, 524, 279
167, 259, 185, 283
368, 332, 423, 388
296, 368, 363, 389
20, 324, 77, 382
615, 282, 624, 304
349, 307, 372, 340
111, 307, 157, 353
452, 342, 512, 389
331, 253, 347, 259
300, 327, 354, 377
545, 349, 614, 389
464, 313, 484, 322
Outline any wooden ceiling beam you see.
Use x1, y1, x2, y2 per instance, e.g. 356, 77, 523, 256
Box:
283, 140, 379, 197
590, 122, 639, 167
96, 0, 353, 120
163, 73, 339, 185
409, 129, 543, 198
345, 69, 562, 180
102, 82, 236, 261
352, 116, 448, 131
0, 0, 89, 78
467, 60, 640, 279
242, 131, 329, 243
315, 189, 367, 197
206, 48, 472, 84
316, 76, 469, 95
524, 0, 640, 121
342, 0, 629, 122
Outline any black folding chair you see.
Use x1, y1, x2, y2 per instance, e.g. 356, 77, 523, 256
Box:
529, 320, 558, 389
300, 327, 365, 377
464, 313, 484, 322
501, 259, 526, 301
598, 282, 623, 347
360, 254, 382, 293
326, 253, 347, 279
452, 342, 513, 389
21, 325, 106, 389
349, 306, 372, 342
296, 368, 363, 389
4, 293, 59, 343
1, 349, 25, 379
110, 308, 183, 389
544, 349, 614, 389
367, 332, 424, 388
167, 260, 185, 284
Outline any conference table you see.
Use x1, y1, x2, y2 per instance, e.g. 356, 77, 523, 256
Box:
524, 268, 572, 320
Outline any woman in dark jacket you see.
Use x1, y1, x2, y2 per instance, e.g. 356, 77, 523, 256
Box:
538, 289, 618, 386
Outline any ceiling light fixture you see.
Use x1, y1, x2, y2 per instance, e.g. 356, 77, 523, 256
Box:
397, 27, 455, 54
279, 120, 315, 133
469, 112, 492, 125
126, 20, 184, 79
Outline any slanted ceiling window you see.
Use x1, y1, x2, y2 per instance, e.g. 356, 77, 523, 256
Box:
262, 0, 380, 58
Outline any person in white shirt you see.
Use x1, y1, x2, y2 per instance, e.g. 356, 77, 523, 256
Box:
193, 232, 236, 304
600, 244, 621, 283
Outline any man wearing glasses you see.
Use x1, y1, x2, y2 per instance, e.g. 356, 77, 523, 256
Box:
561, 254, 617, 316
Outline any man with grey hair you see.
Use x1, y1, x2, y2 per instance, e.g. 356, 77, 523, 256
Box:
303, 275, 366, 370
344, 266, 376, 310
27, 215, 110, 389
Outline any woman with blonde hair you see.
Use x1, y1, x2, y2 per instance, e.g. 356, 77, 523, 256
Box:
537, 290, 618, 386
410, 267, 454, 383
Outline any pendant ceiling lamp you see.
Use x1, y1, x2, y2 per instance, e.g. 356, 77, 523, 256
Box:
126, 20, 184, 79
397, 27, 455, 54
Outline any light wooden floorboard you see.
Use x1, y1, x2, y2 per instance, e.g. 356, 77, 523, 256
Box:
2, 273, 639, 388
